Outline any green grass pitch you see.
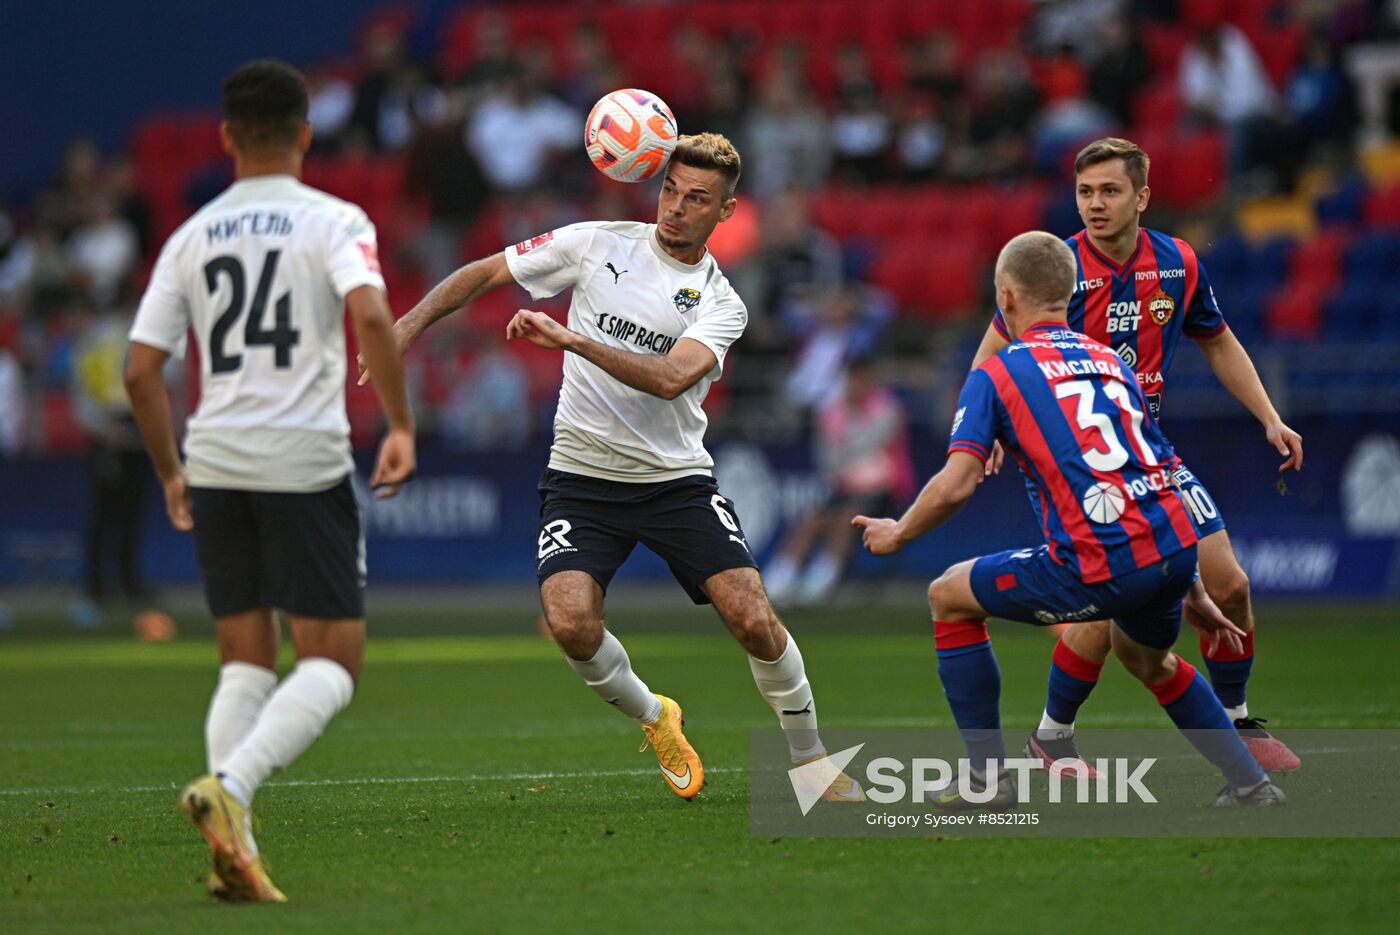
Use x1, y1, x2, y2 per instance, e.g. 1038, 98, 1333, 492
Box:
2, 599, 1398, 933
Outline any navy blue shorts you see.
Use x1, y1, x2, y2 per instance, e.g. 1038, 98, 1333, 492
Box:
536, 469, 757, 605
969, 544, 1199, 649
1174, 464, 1226, 539
191, 478, 365, 620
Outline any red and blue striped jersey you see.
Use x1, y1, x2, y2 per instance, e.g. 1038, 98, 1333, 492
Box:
949, 322, 1198, 583
991, 228, 1226, 417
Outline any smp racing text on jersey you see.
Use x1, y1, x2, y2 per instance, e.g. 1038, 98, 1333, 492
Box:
594, 313, 678, 355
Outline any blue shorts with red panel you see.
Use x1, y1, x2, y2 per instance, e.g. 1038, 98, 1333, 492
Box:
1173, 464, 1226, 539
969, 543, 1199, 650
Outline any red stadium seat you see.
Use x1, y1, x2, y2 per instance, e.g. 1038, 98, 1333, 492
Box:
1132, 79, 1182, 132
872, 242, 984, 316
1365, 184, 1400, 228
1264, 282, 1328, 341
1288, 229, 1350, 292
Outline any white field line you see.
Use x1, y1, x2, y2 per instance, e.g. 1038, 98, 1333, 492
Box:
2, 746, 1390, 799
0, 766, 746, 798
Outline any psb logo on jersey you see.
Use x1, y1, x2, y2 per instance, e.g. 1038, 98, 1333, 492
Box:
1114, 344, 1138, 368
672, 287, 701, 313
537, 519, 576, 563
1147, 288, 1176, 326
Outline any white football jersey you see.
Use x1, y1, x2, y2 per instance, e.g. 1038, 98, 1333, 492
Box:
505, 221, 747, 482
129, 174, 385, 491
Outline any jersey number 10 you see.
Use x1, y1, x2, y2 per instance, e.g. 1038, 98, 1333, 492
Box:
204, 250, 300, 374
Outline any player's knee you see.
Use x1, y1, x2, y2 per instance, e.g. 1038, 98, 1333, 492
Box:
1208, 568, 1251, 619
927, 572, 958, 618
730, 605, 780, 650
1116, 647, 1172, 685
543, 606, 602, 655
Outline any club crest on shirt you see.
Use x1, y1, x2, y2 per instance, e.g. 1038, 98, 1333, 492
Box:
672, 287, 701, 313
1147, 288, 1176, 326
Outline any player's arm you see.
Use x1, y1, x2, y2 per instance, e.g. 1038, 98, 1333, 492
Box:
1194, 328, 1303, 472
507, 309, 715, 400
969, 321, 1011, 476
851, 452, 984, 555
357, 252, 516, 385
124, 342, 191, 531
347, 285, 417, 498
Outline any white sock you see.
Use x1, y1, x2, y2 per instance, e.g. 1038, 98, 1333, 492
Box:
566, 631, 662, 725
205, 662, 278, 774
1037, 711, 1075, 741
749, 636, 825, 762
1224, 703, 1248, 721
218, 657, 355, 807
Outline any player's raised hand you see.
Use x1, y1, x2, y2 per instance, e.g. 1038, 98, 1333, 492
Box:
163, 471, 193, 532
370, 427, 416, 499
357, 320, 415, 386
1266, 420, 1303, 473
507, 309, 575, 350
1182, 578, 1247, 657
852, 515, 903, 556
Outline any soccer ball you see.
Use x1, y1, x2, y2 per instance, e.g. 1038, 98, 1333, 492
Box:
584, 89, 678, 183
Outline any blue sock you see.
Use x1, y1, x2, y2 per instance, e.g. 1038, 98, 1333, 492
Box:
1200, 631, 1254, 712
1045, 638, 1104, 726
934, 620, 1004, 768
1150, 659, 1266, 789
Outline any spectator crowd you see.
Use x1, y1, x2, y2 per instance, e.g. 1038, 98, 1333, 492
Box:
0, 0, 1393, 463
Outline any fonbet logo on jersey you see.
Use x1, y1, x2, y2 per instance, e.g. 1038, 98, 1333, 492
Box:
1106, 300, 1140, 333
790, 743, 1156, 816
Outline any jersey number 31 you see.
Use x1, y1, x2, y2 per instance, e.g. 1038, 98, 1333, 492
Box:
1055, 378, 1155, 472
204, 250, 300, 374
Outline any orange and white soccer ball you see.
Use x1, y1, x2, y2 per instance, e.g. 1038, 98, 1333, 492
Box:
585, 89, 678, 183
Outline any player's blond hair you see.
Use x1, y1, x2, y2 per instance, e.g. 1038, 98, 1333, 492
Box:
670, 133, 742, 198
996, 232, 1077, 308
1075, 137, 1151, 191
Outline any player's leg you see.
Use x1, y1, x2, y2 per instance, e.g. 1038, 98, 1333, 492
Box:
540, 571, 701, 799
1108, 625, 1281, 805
1183, 471, 1299, 770
182, 487, 287, 902
207, 609, 280, 774
1027, 619, 1110, 776
189, 487, 280, 775
927, 559, 1005, 771
534, 471, 701, 798
541, 570, 662, 726
215, 615, 361, 813
703, 566, 864, 801
1108, 549, 1282, 805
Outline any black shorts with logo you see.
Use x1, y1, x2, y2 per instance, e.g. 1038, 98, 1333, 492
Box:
190, 477, 365, 619
536, 468, 758, 605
